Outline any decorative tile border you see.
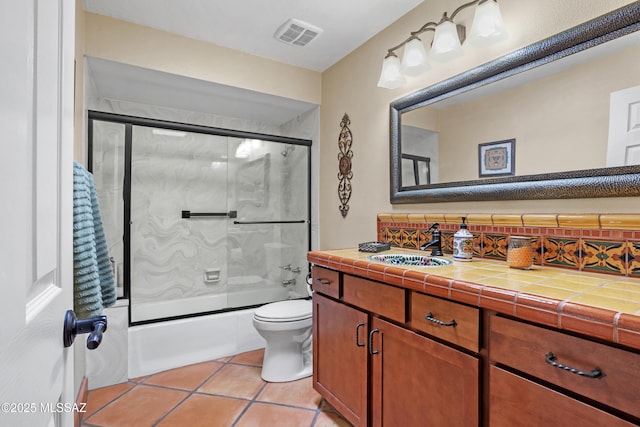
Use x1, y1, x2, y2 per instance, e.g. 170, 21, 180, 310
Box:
378, 213, 640, 278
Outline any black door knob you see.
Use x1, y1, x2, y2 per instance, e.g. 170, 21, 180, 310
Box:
63, 310, 108, 350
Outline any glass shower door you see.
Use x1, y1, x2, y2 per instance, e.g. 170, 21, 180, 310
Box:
129, 126, 230, 322
90, 112, 312, 324
91, 120, 126, 298
226, 138, 310, 308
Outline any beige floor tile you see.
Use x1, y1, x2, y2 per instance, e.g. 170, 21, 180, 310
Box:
235, 402, 316, 427
84, 382, 135, 418
256, 376, 322, 409
230, 348, 264, 366
144, 360, 224, 390
156, 393, 248, 427
84, 384, 188, 427
81, 350, 353, 427
198, 364, 265, 399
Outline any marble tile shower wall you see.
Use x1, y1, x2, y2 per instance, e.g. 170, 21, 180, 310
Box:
378, 213, 640, 277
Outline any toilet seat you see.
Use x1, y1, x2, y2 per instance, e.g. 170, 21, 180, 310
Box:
254, 299, 312, 322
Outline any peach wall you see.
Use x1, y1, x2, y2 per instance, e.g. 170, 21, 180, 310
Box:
319, 0, 640, 250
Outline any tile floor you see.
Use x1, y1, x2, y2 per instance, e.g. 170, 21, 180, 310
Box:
80, 349, 351, 427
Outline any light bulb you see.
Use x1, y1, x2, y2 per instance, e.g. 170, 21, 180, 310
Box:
469, 0, 507, 46
377, 54, 406, 89
431, 20, 463, 61
401, 37, 430, 77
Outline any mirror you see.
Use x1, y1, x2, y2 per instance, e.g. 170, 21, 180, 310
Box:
390, 3, 640, 203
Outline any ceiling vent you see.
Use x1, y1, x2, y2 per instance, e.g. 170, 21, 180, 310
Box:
274, 18, 323, 47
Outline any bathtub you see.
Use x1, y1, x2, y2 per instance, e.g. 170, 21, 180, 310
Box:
130, 282, 292, 323
128, 283, 306, 378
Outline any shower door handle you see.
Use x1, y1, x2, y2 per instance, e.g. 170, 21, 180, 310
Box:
182, 210, 237, 219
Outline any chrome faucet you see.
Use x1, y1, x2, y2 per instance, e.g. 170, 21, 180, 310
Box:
420, 223, 443, 256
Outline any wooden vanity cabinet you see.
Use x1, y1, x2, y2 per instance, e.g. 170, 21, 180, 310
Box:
312, 268, 480, 427
312, 260, 640, 426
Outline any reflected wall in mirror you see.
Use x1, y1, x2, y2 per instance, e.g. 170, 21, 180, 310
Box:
390, 2, 640, 203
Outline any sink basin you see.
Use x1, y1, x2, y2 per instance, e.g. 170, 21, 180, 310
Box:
367, 253, 452, 267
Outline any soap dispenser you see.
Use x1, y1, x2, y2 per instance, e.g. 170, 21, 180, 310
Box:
453, 217, 473, 262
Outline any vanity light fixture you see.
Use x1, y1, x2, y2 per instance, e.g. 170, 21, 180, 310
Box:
377, 0, 506, 89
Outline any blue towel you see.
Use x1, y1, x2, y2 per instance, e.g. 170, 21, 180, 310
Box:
73, 162, 116, 319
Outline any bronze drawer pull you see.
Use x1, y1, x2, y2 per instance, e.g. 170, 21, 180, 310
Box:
314, 278, 331, 285
355, 322, 366, 347
425, 312, 457, 327
545, 352, 605, 379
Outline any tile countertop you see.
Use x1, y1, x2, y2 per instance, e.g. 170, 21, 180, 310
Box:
308, 248, 640, 352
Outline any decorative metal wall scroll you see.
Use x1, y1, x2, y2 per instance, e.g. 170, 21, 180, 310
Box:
338, 113, 353, 218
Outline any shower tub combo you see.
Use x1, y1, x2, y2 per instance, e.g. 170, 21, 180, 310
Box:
90, 112, 312, 378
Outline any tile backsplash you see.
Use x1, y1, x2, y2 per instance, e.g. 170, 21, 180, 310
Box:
377, 213, 640, 278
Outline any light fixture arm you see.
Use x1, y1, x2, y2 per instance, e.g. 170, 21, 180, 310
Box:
387, 26, 435, 56
411, 22, 438, 37
450, 0, 483, 20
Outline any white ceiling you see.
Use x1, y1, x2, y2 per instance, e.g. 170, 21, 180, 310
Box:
82, 0, 424, 72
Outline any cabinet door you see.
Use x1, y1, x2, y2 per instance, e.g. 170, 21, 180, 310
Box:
313, 293, 368, 427
370, 317, 479, 427
490, 366, 637, 427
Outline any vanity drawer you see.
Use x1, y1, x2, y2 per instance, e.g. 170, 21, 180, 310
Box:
410, 292, 479, 352
490, 315, 640, 418
343, 275, 405, 323
489, 366, 636, 427
312, 266, 340, 299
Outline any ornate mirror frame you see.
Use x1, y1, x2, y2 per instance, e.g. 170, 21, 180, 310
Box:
390, 2, 640, 204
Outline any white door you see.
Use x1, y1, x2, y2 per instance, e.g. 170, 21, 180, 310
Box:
606, 85, 640, 167
0, 1, 76, 426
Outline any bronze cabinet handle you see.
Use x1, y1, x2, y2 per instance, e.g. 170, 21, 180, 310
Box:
355, 322, 366, 347
425, 312, 457, 327
368, 329, 380, 355
545, 352, 605, 379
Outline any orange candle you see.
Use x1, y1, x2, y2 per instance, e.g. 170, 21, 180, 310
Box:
507, 237, 533, 269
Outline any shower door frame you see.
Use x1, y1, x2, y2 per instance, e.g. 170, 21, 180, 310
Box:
88, 110, 312, 326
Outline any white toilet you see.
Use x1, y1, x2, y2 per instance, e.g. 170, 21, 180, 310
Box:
253, 298, 313, 382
